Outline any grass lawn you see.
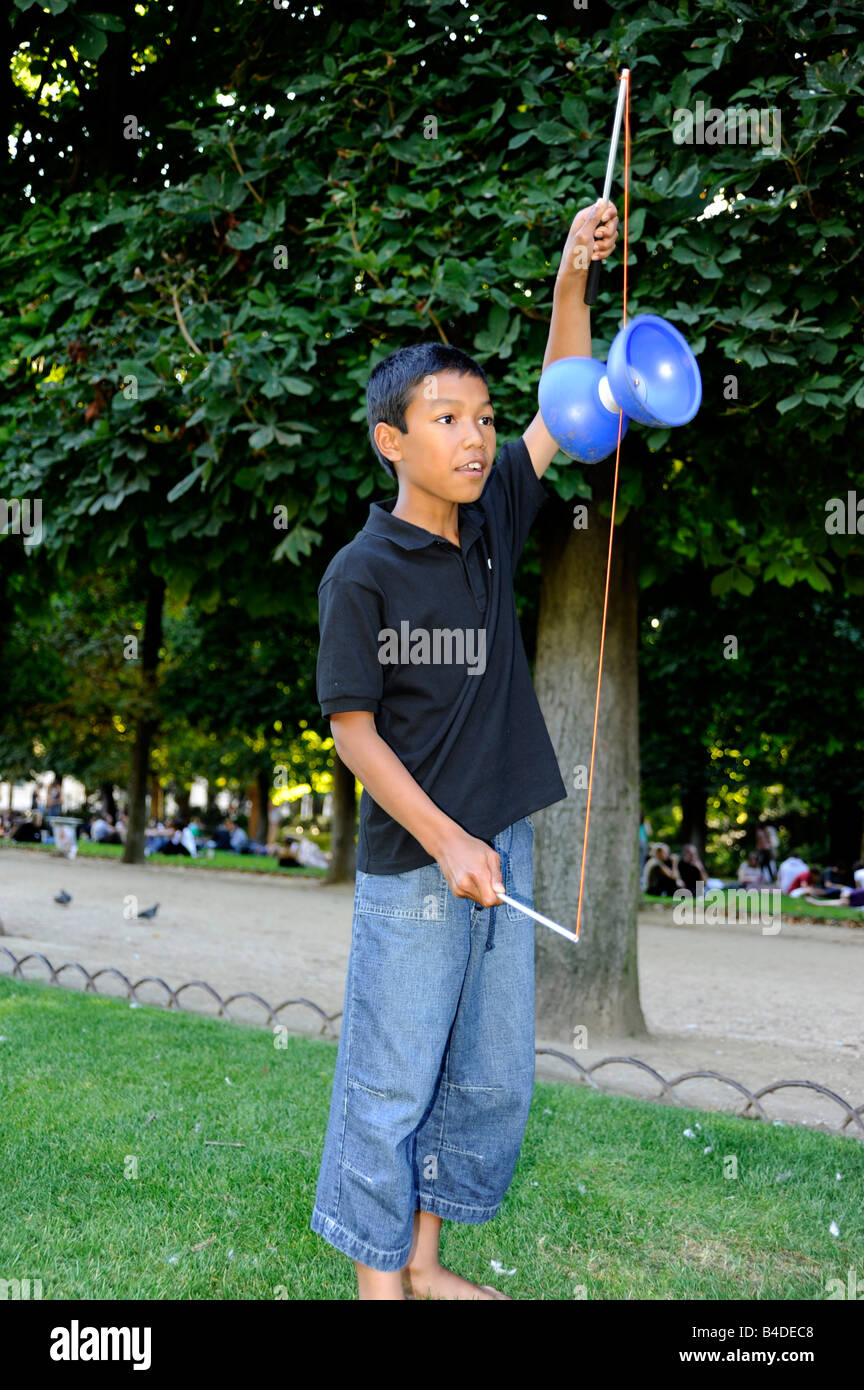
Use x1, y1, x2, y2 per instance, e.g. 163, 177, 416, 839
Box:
0, 838, 326, 878
642, 889, 864, 925
1, 976, 862, 1301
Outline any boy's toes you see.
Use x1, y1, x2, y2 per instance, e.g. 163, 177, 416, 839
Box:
479, 1284, 513, 1300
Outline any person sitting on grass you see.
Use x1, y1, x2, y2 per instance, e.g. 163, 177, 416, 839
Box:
677, 843, 708, 896
802, 864, 854, 899
88, 813, 112, 842
755, 824, 777, 882
267, 836, 301, 867
805, 885, 864, 910
785, 866, 817, 896
152, 818, 196, 857
270, 834, 331, 869
644, 843, 680, 897
777, 853, 809, 895
226, 818, 269, 854
228, 819, 249, 853
211, 819, 233, 851
90, 813, 123, 845
738, 850, 768, 886
9, 814, 41, 843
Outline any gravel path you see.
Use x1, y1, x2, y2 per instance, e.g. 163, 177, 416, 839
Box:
2, 846, 862, 1134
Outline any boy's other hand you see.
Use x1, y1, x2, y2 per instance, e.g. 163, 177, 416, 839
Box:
557, 200, 619, 284
435, 827, 506, 909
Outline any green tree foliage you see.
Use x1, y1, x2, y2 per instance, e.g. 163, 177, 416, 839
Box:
1, 0, 862, 879
640, 567, 864, 869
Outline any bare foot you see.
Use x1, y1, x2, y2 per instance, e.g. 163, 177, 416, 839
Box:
355, 1262, 406, 1300
402, 1264, 512, 1300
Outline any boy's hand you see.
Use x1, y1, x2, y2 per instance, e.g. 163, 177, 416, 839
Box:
435, 826, 506, 909
557, 200, 619, 283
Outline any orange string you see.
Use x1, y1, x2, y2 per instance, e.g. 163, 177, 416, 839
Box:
575, 71, 630, 942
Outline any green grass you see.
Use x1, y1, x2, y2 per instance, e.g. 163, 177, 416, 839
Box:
1, 976, 862, 1300
642, 889, 864, 924
0, 838, 326, 878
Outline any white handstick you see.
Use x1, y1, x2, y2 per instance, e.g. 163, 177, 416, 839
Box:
495, 891, 580, 944
584, 68, 630, 307
601, 68, 630, 205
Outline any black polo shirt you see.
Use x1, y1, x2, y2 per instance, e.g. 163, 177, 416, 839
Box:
316, 436, 568, 873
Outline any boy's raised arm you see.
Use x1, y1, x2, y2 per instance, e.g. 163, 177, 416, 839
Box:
522, 199, 619, 480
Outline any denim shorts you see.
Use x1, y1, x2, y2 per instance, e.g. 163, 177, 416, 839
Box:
310, 815, 536, 1272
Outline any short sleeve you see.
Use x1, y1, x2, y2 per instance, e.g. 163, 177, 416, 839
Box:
317, 575, 385, 717
482, 437, 551, 570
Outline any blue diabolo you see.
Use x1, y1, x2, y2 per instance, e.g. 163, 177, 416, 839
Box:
537, 357, 629, 464
538, 312, 702, 464
606, 314, 702, 427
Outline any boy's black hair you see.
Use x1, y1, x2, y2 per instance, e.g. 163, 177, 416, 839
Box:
366, 342, 490, 480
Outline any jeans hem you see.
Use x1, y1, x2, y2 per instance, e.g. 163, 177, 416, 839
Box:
310, 1206, 413, 1272
417, 1192, 501, 1222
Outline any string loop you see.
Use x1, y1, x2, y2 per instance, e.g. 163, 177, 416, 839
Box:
575, 71, 630, 942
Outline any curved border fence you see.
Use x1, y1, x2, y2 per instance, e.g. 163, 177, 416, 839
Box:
2, 945, 863, 1141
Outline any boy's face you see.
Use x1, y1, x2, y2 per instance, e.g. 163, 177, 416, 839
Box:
378, 370, 497, 500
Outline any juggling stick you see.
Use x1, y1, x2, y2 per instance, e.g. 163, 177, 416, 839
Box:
584, 68, 630, 307
495, 891, 580, 945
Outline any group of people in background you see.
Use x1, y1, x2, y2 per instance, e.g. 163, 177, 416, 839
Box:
0, 807, 130, 845
0, 811, 49, 842
0, 778, 68, 843
775, 856, 864, 907
639, 812, 864, 908
0, 797, 330, 870
88, 811, 128, 844
144, 814, 331, 868
641, 839, 718, 896
8, 791, 861, 897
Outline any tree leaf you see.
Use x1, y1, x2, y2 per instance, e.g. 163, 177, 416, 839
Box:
166, 467, 203, 503
249, 425, 275, 449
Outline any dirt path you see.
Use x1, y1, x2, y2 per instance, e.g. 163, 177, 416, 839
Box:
2, 846, 862, 1135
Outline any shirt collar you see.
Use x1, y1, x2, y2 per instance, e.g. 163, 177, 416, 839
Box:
363, 497, 484, 551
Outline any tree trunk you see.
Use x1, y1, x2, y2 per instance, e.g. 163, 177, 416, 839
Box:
175, 785, 192, 823
826, 784, 863, 867
532, 476, 647, 1041
100, 781, 117, 820
255, 768, 270, 842
326, 749, 356, 884
680, 781, 707, 859
123, 575, 166, 864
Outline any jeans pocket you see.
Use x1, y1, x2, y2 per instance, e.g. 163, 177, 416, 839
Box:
355, 861, 447, 920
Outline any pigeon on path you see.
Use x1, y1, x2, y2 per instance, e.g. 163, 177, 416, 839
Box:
137, 903, 159, 920
54, 890, 72, 905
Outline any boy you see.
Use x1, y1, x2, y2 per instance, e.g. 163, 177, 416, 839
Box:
310, 200, 619, 1300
